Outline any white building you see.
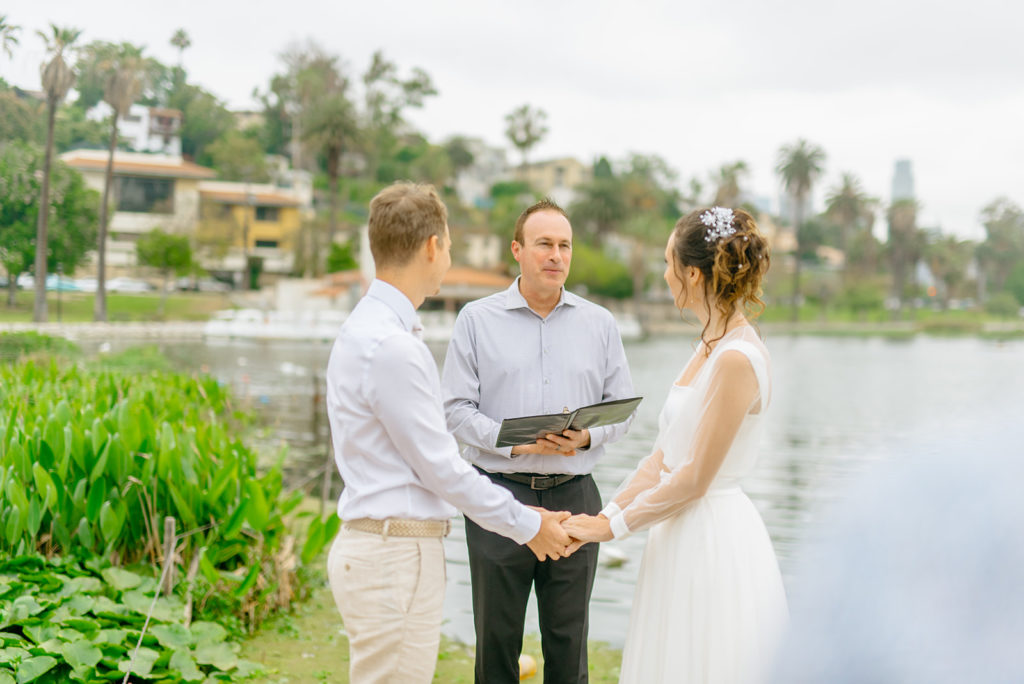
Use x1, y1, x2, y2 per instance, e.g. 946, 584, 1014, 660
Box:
88, 103, 183, 156
454, 139, 511, 209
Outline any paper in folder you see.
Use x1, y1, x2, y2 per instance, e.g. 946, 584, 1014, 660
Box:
495, 396, 643, 448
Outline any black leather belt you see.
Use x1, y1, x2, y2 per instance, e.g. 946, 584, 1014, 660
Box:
497, 472, 580, 490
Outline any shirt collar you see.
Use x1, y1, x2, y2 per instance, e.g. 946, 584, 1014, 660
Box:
366, 279, 419, 332
503, 276, 578, 312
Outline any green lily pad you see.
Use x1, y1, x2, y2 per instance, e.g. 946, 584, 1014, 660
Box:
100, 568, 141, 592
117, 646, 158, 678
170, 649, 205, 682
193, 642, 237, 671
151, 624, 190, 650
61, 640, 103, 670
13, 655, 57, 683
188, 622, 226, 646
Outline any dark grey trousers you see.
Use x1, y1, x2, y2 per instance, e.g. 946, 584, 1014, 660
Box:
466, 468, 602, 684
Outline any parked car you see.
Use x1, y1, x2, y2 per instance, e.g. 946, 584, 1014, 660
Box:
46, 275, 81, 292
107, 277, 156, 293
75, 277, 97, 292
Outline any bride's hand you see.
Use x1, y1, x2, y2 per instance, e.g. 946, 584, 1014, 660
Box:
561, 514, 613, 543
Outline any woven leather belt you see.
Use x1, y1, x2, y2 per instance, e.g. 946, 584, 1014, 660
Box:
343, 518, 451, 538
498, 472, 580, 490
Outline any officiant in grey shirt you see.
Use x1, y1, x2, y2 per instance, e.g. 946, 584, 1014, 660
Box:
442, 199, 635, 684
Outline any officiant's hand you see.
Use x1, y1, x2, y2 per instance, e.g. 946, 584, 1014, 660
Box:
562, 513, 613, 544
542, 428, 591, 456
511, 438, 577, 457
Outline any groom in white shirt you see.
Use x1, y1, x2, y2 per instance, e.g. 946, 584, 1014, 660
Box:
324, 182, 572, 684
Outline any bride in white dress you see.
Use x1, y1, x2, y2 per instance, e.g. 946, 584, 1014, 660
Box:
564, 207, 787, 684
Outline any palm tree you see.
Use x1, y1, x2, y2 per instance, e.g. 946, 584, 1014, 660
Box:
825, 172, 876, 280
34, 24, 82, 323
776, 139, 826, 321
302, 90, 356, 270
887, 198, 920, 317
504, 104, 548, 171
170, 28, 190, 68
711, 160, 748, 207
95, 43, 147, 322
0, 15, 20, 60
925, 233, 972, 309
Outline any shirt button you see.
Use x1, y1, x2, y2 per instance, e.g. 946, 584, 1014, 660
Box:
544, 379, 549, 384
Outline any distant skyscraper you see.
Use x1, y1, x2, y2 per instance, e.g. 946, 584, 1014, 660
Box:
892, 159, 915, 201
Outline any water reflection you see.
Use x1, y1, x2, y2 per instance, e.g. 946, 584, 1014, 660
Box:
84, 334, 1024, 646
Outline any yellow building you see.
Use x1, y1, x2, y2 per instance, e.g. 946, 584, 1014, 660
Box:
514, 157, 591, 206
197, 181, 304, 279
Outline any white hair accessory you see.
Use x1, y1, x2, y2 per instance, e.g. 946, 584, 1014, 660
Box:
700, 207, 737, 243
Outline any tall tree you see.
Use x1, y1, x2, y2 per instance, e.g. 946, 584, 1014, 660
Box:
925, 232, 973, 309
207, 131, 270, 182
136, 229, 192, 315
825, 172, 877, 279
711, 160, 748, 207
302, 89, 356, 258
1, 142, 99, 307
0, 15, 20, 60
504, 104, 548, 170
886, 198, 921, 316
977, 198, 1024, 295
776, 139, 826, 321
170, 28, 191, 69
34, 24, 81, 322
95, 43, 148, 322
361, 50, 437, 180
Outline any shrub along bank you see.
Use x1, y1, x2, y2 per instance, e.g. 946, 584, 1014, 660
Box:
0, 337, 338, 681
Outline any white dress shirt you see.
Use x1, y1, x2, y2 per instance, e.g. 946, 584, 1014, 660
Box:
326, 279, 540, 545
441, 277, 635, 475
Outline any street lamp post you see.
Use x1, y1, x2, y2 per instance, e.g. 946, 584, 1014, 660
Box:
56, 262, 62, 323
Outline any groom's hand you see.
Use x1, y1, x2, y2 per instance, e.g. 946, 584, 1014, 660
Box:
526, 507, 572, 562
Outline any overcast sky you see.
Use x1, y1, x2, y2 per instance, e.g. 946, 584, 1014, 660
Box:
5, 0, 1023, 239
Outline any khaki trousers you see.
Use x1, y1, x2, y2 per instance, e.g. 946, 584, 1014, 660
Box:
327, 527, 446, 683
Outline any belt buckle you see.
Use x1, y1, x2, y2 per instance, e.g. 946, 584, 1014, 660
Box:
530, 475, 546, 490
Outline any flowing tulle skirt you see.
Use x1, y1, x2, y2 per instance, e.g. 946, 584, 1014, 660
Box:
619, 489, 788, 684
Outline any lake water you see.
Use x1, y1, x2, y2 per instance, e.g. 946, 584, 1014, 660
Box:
99, 332, 1024, 647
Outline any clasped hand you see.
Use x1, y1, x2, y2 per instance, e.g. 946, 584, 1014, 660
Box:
525, 508, 613, 561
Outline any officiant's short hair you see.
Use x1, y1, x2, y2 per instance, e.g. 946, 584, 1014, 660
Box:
514, 198, 569, 245
369, 182, 448, 267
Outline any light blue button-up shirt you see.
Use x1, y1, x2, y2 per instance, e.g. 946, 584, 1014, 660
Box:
441, 277, 635, 475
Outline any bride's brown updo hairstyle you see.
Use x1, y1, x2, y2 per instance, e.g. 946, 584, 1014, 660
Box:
670, 207, 771, 351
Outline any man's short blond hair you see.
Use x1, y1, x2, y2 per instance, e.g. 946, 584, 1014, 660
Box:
368, 182, 448, 268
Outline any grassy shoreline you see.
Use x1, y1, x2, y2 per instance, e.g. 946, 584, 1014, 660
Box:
241, 576, 623, 683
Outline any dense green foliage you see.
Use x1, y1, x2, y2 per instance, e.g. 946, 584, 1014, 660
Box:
0, 556, 261, 682
0, 141, 99, 285
566, 242, 633, 299
0, 361, 336, 629
0, 332, 79, 363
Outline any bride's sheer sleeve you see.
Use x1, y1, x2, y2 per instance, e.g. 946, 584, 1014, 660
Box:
599, 447, 668, 521
605, 347, 763, 539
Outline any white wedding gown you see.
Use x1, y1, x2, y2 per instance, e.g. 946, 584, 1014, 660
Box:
611, 327, 787, 684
